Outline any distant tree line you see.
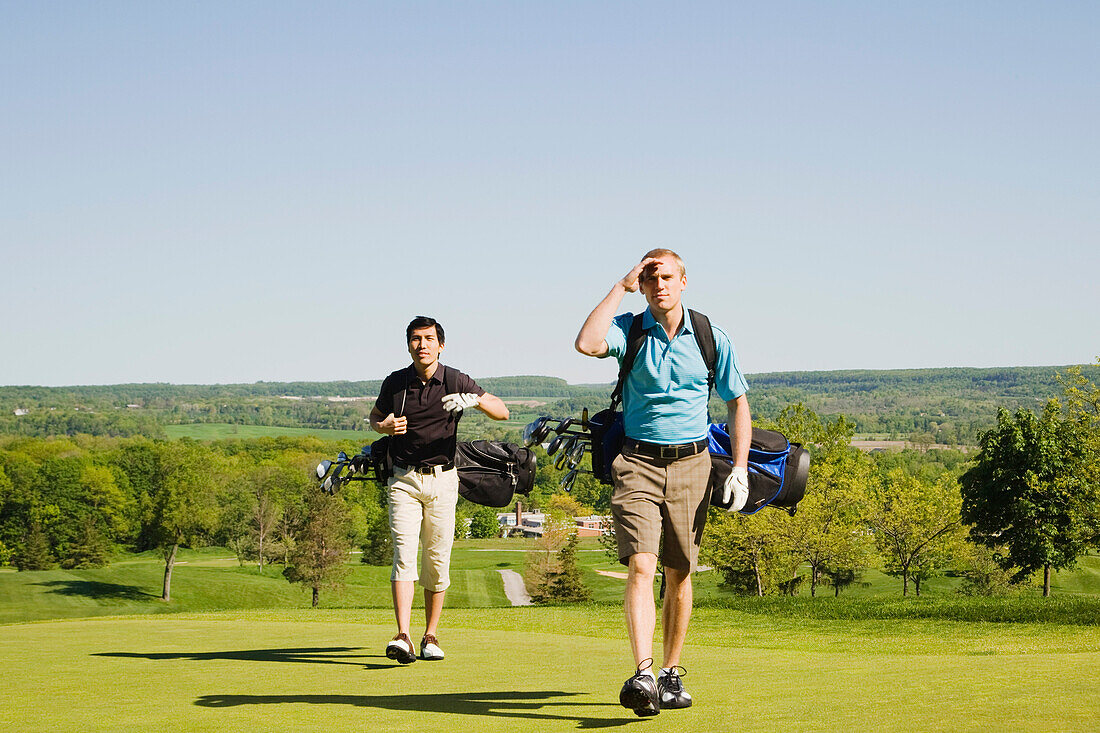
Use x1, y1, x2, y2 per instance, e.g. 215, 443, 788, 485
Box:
2, 363, 1096, 602
5, 365, 1096, 444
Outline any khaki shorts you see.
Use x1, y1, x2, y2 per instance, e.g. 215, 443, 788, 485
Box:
387, 466, 459, 592
610, 446, 711, 572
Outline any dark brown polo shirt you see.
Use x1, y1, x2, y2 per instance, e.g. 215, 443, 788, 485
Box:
374, 364, 484, 467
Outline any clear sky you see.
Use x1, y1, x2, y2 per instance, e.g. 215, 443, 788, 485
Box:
2, 2, 1097, 387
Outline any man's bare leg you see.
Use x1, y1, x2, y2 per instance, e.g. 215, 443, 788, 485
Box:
624, 552, 659, 668
660, 566, 692, 668
424, 588, 446, 637
391, 580, 414, 636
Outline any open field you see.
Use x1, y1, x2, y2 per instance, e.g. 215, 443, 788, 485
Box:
164, 424, 380, 441
3, 607, 1100, 732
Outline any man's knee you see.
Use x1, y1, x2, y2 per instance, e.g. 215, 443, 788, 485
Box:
627, 552, 659, 579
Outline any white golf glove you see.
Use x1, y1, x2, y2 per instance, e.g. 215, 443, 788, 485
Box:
722, 466, 750, 513
441, 392, 481, 414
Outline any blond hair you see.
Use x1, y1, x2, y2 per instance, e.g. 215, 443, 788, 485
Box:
642, 248, 686, 278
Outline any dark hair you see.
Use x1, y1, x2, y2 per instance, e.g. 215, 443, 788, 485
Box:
406, 316, 445, 344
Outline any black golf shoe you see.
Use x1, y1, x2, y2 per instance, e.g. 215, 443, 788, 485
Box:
657, 666, 692, 709
619, 663, 660, 717
385, 633, 417, 664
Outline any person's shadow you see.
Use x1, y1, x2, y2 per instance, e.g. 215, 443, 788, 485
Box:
97, 647, 639, 728
195, 690, 639, 729
95, 646, 393, 670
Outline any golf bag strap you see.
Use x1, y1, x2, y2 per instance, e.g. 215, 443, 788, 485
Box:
688, 309, 717, 396
610, 314, 647, 410
442, 365, 461, 424
610, 310, 717, 411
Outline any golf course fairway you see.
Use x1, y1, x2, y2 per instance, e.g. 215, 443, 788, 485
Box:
3, 606, 1099, 731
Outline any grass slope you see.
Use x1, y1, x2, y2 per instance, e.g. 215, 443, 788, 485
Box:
4, 543, 1099, 625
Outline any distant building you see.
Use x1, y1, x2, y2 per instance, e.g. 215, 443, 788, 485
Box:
13, 408, 29, 416
497, 508, 611, 538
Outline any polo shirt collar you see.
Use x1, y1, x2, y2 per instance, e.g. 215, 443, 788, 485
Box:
641, 306, 692, 336
406, 363, 445, 385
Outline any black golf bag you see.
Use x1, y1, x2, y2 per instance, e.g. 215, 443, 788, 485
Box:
454, 440, 537, 507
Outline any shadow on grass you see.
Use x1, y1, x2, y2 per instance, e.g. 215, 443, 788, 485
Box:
35, 580, 156, 602
195, 691, 639, 729
96, 647, 392, 670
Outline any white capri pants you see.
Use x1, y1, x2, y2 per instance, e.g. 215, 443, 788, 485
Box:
387, 465, 459, 592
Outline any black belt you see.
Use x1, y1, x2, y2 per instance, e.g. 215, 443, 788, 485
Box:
623, 438, 708, 460
395, 462, 455, 475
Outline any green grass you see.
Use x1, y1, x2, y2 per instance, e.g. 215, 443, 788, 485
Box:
5, 541, 1100, 626
164, 423, 379, 441
5, 542, 1100, 730
2, 607, 1099, 731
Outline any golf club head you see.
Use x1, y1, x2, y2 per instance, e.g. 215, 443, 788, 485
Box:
523, 417, 547, 448
561, 468, 578, 492
337, 451, 348, 462
554, 437, 576, 470
547, 434, 565, 456
316, 460, 332, 480
568, 439, 586, 462
555, 417, 574, 433
565, 441, 585, 471
322, 476, 334, 493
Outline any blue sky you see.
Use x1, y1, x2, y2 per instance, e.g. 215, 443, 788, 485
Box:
2, 2, 1097, 386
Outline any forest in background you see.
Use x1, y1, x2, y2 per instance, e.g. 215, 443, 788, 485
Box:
2, 365, 1097, 446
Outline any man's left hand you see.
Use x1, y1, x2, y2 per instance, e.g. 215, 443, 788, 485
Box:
723, 466, 750, 513
442, 393, 481, 414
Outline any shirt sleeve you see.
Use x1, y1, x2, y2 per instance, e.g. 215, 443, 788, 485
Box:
458, 371, 485, 396
712, 325, 749, 401
602, 313, 633, 361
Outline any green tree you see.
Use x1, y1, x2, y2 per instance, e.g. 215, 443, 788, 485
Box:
702, 509, 795, 596
868, 469, 963, 596
14, 520, 54, 571
468, 506, 501, 539
149, 441, 221, 602
284, 491, 352, 607
776, 409, 876, 597
523, 515, 569, 602
960, 403, 1096, 595
543, 532, 592, 602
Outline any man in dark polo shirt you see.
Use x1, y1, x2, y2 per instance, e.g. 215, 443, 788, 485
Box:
369, 316, 509, 664
575, 250, 751, 716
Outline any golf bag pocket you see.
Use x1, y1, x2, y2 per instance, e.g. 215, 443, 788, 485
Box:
707, 425, 809, 514
369, 436, 394, 483
588, 408, 625, 485
454, 440, 537, 507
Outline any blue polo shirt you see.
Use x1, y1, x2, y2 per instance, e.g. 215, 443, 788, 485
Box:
603, 307, 748, 444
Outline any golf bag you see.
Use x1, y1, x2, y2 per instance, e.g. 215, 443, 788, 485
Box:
454, 440, 537, 507
707, 424, 809, 515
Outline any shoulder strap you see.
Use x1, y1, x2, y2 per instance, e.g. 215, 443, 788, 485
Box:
441, 365, 461, 423
688, 309, 717, 394
441, 364, 456, 394
610, 314, 646, 410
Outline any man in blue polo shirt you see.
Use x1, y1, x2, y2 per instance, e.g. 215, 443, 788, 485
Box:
575, 249, 751, 716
